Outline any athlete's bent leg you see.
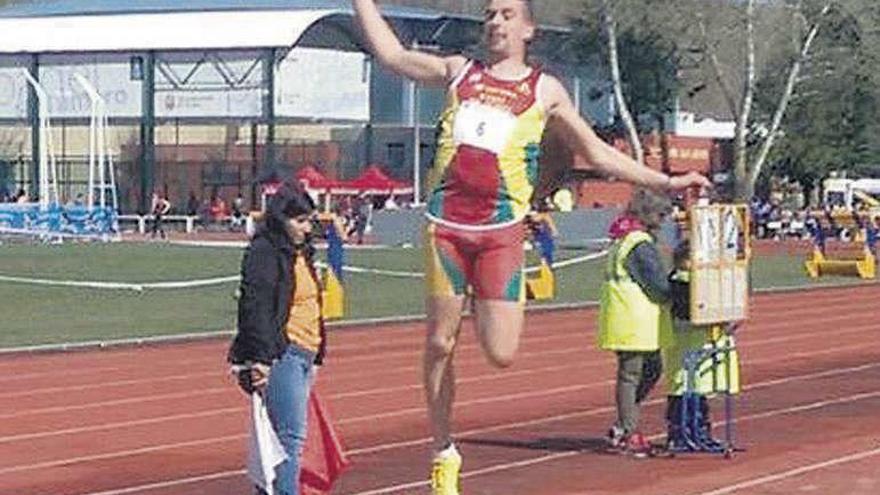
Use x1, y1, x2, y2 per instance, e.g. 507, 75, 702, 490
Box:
474, 300, 525, 368
471, 223, 526, 368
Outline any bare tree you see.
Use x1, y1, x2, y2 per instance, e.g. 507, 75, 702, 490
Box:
697, 0, 834, 199
600, 0, 644, 163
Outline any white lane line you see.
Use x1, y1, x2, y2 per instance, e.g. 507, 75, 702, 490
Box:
0, 435, 246, 476
20, 361, 880, 495
347, 359, 880, 457
0, 408, 241, 444
5, 354, 873, 479
693, 446, 880, 495
1, 313, 867, 403
5, 337, 878, 443
349, 390, 880, 495
74, 389, 880, 495
74, 469, 246, 495
0, 370, 221, 399
0, 387, 229, 420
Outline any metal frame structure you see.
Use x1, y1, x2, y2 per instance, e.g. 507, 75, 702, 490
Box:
0, 0, 602, 213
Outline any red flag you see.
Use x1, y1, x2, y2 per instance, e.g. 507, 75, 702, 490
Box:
300, 390, 350, 495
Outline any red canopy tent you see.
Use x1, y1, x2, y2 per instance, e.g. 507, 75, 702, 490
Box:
294, 165, 342, 192
345, 165, 414, 195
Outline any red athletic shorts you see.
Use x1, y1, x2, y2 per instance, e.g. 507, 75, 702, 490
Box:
424, 221, 525, 302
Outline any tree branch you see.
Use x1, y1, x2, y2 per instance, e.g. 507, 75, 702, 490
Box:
748, 1, 834, 190
601, 0, 644, 164
733, 0, 756, 199
696, 12, 740, 121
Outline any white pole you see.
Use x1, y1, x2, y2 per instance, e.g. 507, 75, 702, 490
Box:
97, 99, 107, 208
21, 69, 50, 211
75, 74, 110, 211
88, 100, 97, 210
104, 113, 119, 213
413, 80, 421, 207
46, 112, 60, 206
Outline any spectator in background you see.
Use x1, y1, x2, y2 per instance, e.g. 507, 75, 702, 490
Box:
210, 194, 229, 226
15, 189, 29, 204
231, 193, 246, 230
187, 191, 199, 216
348, 194, 368, 245
527, 201, 559, 265
384, 195, 400, 210
150, 191, 172, 240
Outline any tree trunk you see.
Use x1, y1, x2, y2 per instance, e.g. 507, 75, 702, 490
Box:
747, 2, 832, 195
602, 0, 644, 164
733, 0, 756, 201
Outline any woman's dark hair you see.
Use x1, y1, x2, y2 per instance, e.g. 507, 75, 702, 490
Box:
263, 182, 316, 235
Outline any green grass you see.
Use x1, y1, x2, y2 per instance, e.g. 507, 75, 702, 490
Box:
0, 242, 872, 348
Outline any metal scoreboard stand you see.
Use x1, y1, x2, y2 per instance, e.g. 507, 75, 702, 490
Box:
671, 203, 750, 458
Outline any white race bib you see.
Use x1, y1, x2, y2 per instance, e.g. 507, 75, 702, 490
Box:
452, 100, 516, 155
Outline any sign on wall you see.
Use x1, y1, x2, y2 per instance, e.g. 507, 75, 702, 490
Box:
0, 54, 143, 119
275, 47, 370, 121
155, 51, 263, 118
2, 48, 371, 121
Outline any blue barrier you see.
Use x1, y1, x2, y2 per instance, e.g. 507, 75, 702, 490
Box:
0, 203, 118, 238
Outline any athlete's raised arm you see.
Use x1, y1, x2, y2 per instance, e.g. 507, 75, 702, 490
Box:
353, 0, 467, 86
540, 75, 711, 192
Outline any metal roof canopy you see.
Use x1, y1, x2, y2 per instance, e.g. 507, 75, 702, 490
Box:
0, 0, 574, 62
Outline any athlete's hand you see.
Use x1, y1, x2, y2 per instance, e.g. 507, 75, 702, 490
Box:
668, 172, 712, 192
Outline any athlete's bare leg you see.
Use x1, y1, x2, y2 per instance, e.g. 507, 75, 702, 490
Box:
474, 300, 525, 368
424, 295, 467, 452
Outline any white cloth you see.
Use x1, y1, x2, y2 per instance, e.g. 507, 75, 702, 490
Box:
247, 392, 288, 495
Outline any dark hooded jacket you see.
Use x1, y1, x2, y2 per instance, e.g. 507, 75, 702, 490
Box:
227, 189, 326, 366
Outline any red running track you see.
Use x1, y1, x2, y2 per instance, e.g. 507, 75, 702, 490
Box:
0, 285, 879, 495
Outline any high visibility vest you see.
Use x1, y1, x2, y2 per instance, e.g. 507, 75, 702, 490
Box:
661, 268, 741, 395
598, 231, 668, 351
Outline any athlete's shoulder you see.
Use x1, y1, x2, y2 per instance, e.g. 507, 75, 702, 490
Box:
537, 74, 571, 111
444, 55, 471, 85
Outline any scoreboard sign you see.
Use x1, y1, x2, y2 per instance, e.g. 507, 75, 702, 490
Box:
689, 204, 750, 324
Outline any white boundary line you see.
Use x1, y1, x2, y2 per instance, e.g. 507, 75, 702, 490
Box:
693, 446, 880, 495
5, 352, 878, 482
66, 385, 880, 495
5, 315, 873, 406
350, 390, 880, 495
79, 470, 247, 495
2, 281, 877, 356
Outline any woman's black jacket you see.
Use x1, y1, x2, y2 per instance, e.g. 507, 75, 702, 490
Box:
227, 228, 326, 366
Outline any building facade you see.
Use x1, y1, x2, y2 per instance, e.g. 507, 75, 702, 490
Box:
0, 0, 615, 213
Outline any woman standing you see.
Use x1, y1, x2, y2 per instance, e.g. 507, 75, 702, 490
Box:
598, 189, 674, 457
228, 184, 325, 495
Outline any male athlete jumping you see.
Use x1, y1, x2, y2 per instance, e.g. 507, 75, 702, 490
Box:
353, 1, 711, 492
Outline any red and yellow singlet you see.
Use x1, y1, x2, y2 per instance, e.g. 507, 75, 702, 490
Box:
424, 60, 547, 302
426, 60, 547, 228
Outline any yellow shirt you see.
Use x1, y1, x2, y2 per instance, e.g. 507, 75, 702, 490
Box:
284, 255, 322, 354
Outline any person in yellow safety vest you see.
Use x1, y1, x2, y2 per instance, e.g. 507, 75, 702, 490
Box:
598, 189, 674, 458
662, 240, 740, 449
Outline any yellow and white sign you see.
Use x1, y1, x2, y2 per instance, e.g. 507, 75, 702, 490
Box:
690, 204, 750, 324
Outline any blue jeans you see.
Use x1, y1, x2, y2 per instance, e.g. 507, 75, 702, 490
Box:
263, 345, 315, 495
